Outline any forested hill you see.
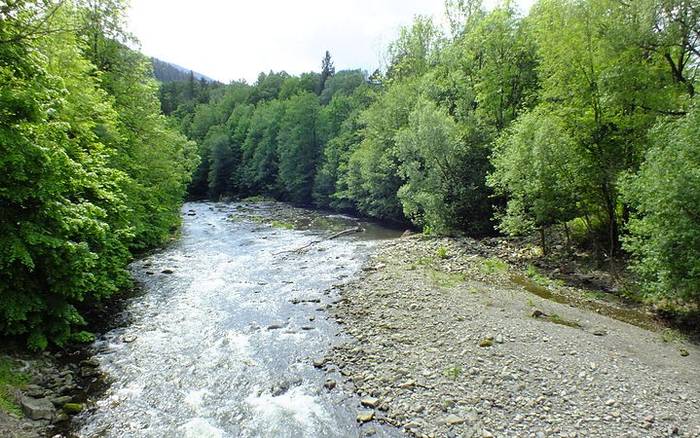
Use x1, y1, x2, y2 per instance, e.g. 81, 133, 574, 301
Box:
151, 57, 216, 83
0, 1, 197, 349
163, 3, 699, 311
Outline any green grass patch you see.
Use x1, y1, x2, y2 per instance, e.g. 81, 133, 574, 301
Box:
660, 328, 687, 344
525, 264, 564, 287
436, 246, 449, 259
417, 256, 434, 266
548, 314, 581, 328
583, 290, 610, 301
270, 220, 295, 230
0, 357, 29, 416
429, 269, 466, 288
479, 257, 509, 275
443, 365, 462, 380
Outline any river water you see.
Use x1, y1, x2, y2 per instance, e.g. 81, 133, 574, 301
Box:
75, 202, 403, 438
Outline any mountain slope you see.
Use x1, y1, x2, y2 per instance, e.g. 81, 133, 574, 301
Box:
151, 57, 216, 83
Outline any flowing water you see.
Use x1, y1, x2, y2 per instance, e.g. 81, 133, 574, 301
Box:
76, 201, 403, 438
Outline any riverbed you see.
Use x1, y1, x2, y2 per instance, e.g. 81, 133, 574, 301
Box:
74, 201, 403, 438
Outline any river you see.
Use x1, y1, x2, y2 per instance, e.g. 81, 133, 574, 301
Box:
75, 201, 403, 438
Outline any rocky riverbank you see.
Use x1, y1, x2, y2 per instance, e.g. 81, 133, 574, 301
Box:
323, 235, 700, 437
0, 348, 105, 438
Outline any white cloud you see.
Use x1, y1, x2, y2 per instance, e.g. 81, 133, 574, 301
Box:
127, 0, 535, 83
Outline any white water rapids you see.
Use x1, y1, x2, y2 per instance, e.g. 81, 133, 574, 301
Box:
76, 202, 402, 438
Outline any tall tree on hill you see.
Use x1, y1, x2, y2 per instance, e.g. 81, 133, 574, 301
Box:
319, 50, 335, 95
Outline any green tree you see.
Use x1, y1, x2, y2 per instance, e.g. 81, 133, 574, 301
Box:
488, 108, 584, 251
241, 100, 286, 196
319, 50, 336, 94
622, 102, 700, 303
277, 93, 320, 204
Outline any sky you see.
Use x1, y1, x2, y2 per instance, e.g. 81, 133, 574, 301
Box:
126, 0, 535, 83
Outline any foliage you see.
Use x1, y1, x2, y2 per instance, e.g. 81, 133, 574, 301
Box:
155, 0, 700, 307
488, 108, 583, 235
277, 92, 320, 204
622, 102, 700, 302
0, 1, 195, 348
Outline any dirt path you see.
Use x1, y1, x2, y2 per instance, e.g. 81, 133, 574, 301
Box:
323, 236, 700, 438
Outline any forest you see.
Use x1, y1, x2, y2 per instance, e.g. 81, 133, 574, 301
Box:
0, 0, 197, 349
1, 0, 699, 349
167, 2, 699, 305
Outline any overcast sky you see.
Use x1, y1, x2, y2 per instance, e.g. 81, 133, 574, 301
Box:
127, 0, 535, 83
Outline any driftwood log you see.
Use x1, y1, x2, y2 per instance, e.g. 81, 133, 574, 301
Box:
273, 226, 364, 255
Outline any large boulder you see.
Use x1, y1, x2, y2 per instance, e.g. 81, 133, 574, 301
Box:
20, 396, 55, 420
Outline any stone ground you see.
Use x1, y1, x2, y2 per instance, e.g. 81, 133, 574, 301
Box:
323, 236, 700, 438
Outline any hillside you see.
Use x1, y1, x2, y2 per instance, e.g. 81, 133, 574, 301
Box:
151, 57, 216, 83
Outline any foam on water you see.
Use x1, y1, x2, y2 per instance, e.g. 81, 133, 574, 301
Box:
246, 385, 331, 430
76, 202, 402, 438
179, 418, 224, 438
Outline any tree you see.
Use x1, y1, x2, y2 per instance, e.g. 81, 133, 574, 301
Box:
277, 93, 321, 204
0, 1, 196, 348
319, 50, 335, 95
319, 69, 367, 105
526, 0, 690, 262
206, 126, 235, 199
488, 108, 584, 252
241, 100, 286, 196
386, 16, 444, 82
338, 80, 420, 222
622, 101, 700, 303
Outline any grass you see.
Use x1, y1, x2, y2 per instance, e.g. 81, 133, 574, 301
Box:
0, 357, 29, 416
583, 290, 611, 301
525, 264, 565, 287
660, 328, 687, 344
443, 365, 462, 380
428, 269, 466, 288
548, 313, 582, 328
479, 257, 509, 275
417, 256, 434, 266
270, 220, 294, 230
436, 246, 449, 259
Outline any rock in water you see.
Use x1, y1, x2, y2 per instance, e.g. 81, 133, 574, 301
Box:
62, 403, 83, 414
21, 396, 55, 420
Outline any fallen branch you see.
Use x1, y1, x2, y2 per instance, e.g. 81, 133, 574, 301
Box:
328, 226, 364, 240
273, 226, 364, 255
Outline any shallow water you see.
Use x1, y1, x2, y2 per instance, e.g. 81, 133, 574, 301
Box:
76, 202, 403, 438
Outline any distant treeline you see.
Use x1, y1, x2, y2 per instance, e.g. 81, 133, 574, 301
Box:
165, 0, 699, 306
1, 1, 196, 348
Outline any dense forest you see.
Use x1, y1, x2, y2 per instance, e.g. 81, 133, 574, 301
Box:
1, 0, 698, 350
166, 0, 699, 308
0, 0, 196, 349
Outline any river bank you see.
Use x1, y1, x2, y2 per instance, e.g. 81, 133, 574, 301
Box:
324, 235, 700, 437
